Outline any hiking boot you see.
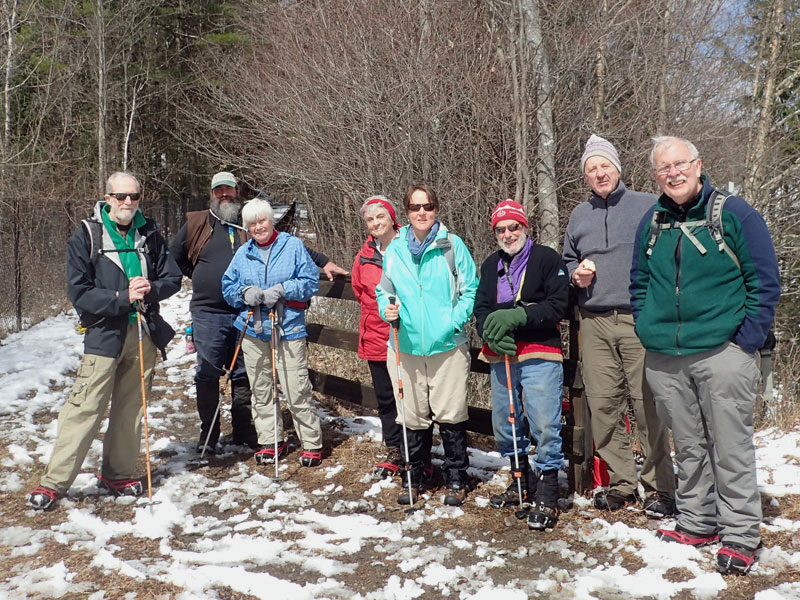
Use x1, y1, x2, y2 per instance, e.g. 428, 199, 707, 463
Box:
397, 461, 423, 506
443, 469, 470, 507
373, 447, 404, 479
528, 469, 559, 530
717, 543, 757, 575
97, 475, 144, 497
643, 492, 676, 519
656, 526, 719, 547
220, 432, 260, 449
490, 456, 536, 509
299, 449, 323, 467
28, 486, 59, 511
594, 490, 637, 511
196, 439, 218, 455
254, 442, 288, 465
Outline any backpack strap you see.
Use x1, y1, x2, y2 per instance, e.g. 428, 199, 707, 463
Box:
433, 232, 460, 304
81, 219, 103, 265
707, 189, 740, 270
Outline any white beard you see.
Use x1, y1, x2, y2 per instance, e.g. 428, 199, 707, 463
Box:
211, 198, 242, 223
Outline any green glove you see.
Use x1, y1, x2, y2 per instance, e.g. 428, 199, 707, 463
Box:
483, 307, 527, 341
487, 334, 517, 356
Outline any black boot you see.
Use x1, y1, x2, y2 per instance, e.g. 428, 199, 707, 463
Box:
196, 380, 221, 453
490, 455, 536, 509
439, 422, 470, 506
397, 429, 427, 506
528, 469, 560, 530
230, 380, 258, 448
397, 461, 424, 506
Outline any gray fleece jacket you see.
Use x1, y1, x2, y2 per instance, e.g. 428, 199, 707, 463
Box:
562, 181, 655, 312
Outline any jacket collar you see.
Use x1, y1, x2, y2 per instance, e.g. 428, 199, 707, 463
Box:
589, 180, 628, 208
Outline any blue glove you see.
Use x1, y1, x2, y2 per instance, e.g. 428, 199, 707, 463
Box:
243, 286, 264, 307
262, 284, 284, 308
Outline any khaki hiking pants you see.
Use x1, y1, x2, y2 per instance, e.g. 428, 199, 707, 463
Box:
41, 323, 158, 494
241, 336, 322, 450
386, 344, 470, 430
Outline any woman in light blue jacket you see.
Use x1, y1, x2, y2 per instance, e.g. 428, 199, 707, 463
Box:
376, 183, 478, 507
222, 198, 322, 468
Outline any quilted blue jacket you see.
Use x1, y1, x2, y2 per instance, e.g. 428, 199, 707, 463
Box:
222, 232, 319, 341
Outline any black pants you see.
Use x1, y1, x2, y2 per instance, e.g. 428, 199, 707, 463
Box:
368, 360, 402, 449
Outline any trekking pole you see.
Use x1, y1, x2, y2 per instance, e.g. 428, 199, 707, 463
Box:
389, 296, 416, 514
201, 309, 253, 458
136, 311, 154, 502
504, 354, 528, 520
270, 309, 281, 481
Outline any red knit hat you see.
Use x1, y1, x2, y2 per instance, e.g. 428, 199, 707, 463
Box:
491, 200, 528, 229
362, 195, 398, 228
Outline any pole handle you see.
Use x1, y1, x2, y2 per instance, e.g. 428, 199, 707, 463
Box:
388, 295, 399, 330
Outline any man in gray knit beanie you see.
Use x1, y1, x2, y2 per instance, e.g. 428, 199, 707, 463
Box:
562, 134, 675, 518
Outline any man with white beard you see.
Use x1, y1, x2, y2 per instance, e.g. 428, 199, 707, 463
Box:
171, 172, 260, 453
474, 200, 569, 530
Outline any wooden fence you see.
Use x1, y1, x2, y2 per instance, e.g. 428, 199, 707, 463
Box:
305, 274, 595, 495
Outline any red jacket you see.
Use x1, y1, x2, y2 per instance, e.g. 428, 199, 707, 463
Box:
351, 236, 391, 360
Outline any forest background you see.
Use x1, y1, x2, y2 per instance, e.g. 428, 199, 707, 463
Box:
1, 0, 798, 427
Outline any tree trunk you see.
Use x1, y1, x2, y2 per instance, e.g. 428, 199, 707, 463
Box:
657, 7, 671, 134
96, 0, 107, 192
519, 0, 558, 249
744, 0, 785, 209
592, 0, 608, 129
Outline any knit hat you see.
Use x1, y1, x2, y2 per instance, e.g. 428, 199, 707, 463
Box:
211, 171, 237, 189
361, 195, 398, 228
491, 200, 529, 229
581, 134, 622, 175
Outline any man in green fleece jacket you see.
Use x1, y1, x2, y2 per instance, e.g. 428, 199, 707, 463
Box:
630, 136, 781, 575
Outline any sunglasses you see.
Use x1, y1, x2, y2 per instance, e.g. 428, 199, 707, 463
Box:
494, 222, 523, 235
408, 203, 436, 213
108, 192, 141, 202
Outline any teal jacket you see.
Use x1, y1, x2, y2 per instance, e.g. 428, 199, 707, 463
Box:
376, 223, 478, 356
630, 175, 780, 356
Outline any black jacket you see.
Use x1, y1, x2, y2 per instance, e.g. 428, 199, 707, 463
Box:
67, 202, 182, 358
474, 243, 569, 350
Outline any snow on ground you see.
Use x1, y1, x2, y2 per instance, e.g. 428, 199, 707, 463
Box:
1, 288, 800, 599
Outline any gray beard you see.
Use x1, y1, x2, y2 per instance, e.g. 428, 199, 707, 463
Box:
211, 199, 242, 223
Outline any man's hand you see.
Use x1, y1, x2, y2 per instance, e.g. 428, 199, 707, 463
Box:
128, 276, 151, 303
483, 307, 527, 341
572, 259, 596, 288
322, 261, 348, 281
243, 286, 264, 307
262, 284, 284, 308
487, 334, 517, 356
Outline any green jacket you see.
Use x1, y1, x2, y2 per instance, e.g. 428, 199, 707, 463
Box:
376, 223, 478, 356
630, 176, 780, 356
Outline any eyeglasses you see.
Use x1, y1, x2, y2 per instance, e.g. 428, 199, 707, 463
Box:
494, 222, 523, 235
654, 158, 698, 177
108, 192, 141, 202
408, 203, 436, 213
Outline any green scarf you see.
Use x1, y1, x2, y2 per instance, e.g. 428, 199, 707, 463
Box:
101, 204, 147, 323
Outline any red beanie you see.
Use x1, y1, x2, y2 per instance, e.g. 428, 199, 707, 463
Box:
363, 195, 398, 228
491, 200, 528, 229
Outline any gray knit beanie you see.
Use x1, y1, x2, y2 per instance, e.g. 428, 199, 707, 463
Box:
581, 134, 622, 175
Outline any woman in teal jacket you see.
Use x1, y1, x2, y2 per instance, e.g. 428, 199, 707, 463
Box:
376, 183, 478, 507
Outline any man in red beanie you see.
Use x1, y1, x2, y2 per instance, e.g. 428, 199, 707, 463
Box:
474, 199, 570, 530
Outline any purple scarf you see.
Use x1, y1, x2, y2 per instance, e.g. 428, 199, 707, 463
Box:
496, 238, 532, 304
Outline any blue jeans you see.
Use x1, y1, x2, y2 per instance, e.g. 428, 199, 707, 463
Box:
490, 358, 563, 472
191, 310, 248, 384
